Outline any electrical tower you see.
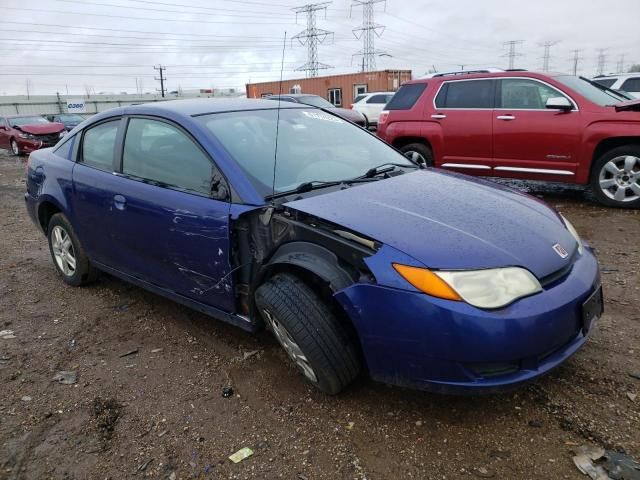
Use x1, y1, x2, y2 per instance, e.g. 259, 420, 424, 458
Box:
502, 40, 524, 69
540, 41, 558, 72
616, 54, 626, 73
351, 0, 387, 72
154, 65, 167, 97
292, 2, 334, 78
569, 49, 583, 75
596, 49, 607, 76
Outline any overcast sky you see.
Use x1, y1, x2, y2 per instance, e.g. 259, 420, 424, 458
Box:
1, 0, 639, 96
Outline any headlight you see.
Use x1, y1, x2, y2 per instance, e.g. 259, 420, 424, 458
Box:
560, 214, 583, 255
19, 133, 35, 139
393, 264, 542, 309
59, 131, 67, 138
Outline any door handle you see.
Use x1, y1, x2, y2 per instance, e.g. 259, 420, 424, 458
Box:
113, 194, 127, 210
496, 115, 516, 121
431, 114, 447, 119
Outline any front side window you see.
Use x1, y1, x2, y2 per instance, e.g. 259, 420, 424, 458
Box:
122, 118, 219, 197
499, 79, 569, 109
435, 80, 494, 108
198, 108, 413, 198
328, 88, 342, 107
81, 120, 119, 172
621, 77, 640, 92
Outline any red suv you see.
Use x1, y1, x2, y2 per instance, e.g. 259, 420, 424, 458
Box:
377, 70, 640, 208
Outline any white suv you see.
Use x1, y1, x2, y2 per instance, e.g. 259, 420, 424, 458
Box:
351, 92, 395, 127
593, 73, 640, 98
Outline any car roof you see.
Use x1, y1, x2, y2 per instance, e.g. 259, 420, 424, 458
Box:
123, 98, 307, 117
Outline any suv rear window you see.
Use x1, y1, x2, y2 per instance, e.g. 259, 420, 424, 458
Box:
435, 80, 494, 108
385, 84, 427, 110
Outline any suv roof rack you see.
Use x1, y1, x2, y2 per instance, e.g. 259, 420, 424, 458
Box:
505, 68, 528, 72
421, 68, 505, 79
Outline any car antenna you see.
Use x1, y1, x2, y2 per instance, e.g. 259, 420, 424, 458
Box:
270, 31, 287, 204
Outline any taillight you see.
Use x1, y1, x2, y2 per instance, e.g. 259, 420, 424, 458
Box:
349, 104, 354, 109
378, 111, 389, 125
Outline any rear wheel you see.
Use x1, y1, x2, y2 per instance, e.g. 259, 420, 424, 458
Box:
10, 139, 20, 156
399, 142, 433, 167
591, 145, 640, 208
47, 213, 99, 286
255, 273, 361, 394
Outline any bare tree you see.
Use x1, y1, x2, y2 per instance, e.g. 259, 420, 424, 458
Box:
628, 64, 640, 73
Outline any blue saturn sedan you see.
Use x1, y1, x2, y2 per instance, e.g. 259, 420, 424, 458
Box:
24, 99, 603, 394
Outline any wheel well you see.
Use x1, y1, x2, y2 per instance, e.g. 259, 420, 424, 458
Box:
37, 202, 61, 232
392, 136, 431, 151
260, 264, 367, 371
591, 137, 640, 176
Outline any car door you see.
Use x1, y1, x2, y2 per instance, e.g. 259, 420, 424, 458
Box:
431, 79, 495, 170
363, 94, 393, 124
109, 116, 235, 311
492, 78, 581, 178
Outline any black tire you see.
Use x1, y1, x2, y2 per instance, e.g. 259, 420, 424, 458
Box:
255, 273, 361, 394
10, 138, 21, 156
399, 142, 433, 167
590, 145, 640, 208
47, 213, 99, 286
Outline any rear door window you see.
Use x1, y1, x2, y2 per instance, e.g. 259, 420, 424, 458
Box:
385, 84, 427, 110
122, 118, 221, 197
81, 120, 120, 172
435, 80, 495, 108
621, 77, 640, 92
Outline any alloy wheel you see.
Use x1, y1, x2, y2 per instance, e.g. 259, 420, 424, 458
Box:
405, 150, 426, 164
51, 225, 77, 277
263, 309, 318, 383
598, 155, 640, 203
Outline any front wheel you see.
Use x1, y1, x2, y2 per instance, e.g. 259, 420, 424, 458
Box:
590, 145, 640, 208
10, 139, 20, 156
47, 213, 99, 286
399, 143, 433, 167
255, 274, 361, 394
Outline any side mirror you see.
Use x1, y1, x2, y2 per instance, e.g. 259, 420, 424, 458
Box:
546, 97, 573, 111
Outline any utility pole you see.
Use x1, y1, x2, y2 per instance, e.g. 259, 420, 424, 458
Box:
351, 0, 387, 72
292, 3, 333, 78
154, 65, 167, 97
25, 79, 31, 99
569, 49, 583, 75
502, 40, 524, 69
616, 54, 626, 74
540, 41, 558, 72
596, 49, 607, 76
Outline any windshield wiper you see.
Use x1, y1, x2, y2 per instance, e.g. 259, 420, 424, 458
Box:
581, 76, 633, 102
357, 162, 421, 179
265, 176, 386, 201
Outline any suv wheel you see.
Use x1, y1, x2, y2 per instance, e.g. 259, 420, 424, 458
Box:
399, 143, 433, 167
10, 139, 20, 156
47, 213, 99, 286
591, 145, 640, 208
255, 273, 361, 394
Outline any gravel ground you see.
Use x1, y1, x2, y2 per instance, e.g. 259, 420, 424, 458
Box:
0, 149, 638, 480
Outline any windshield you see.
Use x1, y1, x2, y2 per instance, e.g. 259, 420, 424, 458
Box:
58, 114, 85, 122
555, 75, 629, 106
9, 116, 51, 127
198, 108, 413, 198
296, 96, 335, 108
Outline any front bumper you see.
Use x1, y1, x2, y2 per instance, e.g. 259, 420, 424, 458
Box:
335, 246, 601, 394
18, 137, 59, 153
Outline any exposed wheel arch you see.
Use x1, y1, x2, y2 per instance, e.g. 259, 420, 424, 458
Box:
591, 137, 640, 180
37, 201, 62, 233
392, 136, 432, 151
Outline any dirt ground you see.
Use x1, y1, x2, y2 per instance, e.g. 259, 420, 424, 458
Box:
0, 149, 638, 480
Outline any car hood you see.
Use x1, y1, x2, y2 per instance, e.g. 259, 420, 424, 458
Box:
285, 170, 578, 279
614, 98, 640, 112
15, 123, 65, 134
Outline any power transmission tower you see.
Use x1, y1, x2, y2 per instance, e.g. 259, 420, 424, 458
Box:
540, 40, 558, 72
616, 53, 626, 73
154, 65, 167, 97
596, 49, 607, 76
292, 2, 334, 78
351, 0, 387, 72
570, 49, 583, 75
502, 40, 524, 69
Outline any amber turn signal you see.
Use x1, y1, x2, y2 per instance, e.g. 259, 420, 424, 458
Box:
392, 264, 461, 301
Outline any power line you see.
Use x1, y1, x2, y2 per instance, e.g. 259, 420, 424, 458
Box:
292, 2, 334, 77
540, 40, 558, 72
351, 0, 387, 72
502, 40, 524, 69
616, 54, 627, 73
154, 65, 167, 97
570, 49, 583, 75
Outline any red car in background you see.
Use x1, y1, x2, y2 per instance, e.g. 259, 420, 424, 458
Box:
0, 115, 66, 156
377, 70, 640, 208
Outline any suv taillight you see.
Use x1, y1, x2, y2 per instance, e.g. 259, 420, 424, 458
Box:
378, 111, 389, 125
